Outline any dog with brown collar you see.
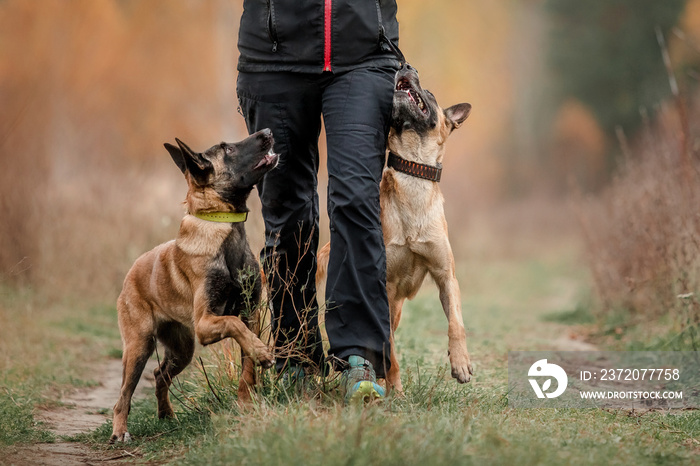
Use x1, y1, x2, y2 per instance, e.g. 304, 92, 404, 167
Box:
110, 129, 277, 443
318, 63, 473, 393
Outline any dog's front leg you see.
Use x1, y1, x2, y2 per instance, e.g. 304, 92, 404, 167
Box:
430, 257, 473, 384
193, 293, 275, 369
238, 304, 264, 403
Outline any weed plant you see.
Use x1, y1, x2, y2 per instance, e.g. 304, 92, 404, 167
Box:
576, 92, 700, 350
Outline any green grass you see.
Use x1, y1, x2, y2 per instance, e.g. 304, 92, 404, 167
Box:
81, 350, 697, 465
582, 306, 700, 352
0, 387, 54, 445
0, 290, 122, 447
72, 397, 212, 455
177, 407, 696, 466
542, 304, 596, 325
1, 240, 698, 463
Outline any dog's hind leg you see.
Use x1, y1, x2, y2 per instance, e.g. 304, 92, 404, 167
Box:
111, 308, 156, 443
154, 321, 195, 419
386, 286, 405, 394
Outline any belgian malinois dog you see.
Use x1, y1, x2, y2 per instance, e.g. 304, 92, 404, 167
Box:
110, 129, 278, 443
318, 63, 473, 393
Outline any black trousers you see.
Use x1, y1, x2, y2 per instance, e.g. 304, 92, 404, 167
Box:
237, 67, 394, 377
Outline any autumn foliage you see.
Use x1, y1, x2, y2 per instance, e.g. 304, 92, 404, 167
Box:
1, 0, 699, 312
0, 1, 247, 295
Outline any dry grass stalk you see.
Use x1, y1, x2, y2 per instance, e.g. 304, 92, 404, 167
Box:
576, 93, 700, 340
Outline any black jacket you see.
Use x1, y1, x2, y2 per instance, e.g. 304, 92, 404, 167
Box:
237, 0, 400, 73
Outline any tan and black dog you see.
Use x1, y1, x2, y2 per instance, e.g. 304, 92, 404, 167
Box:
110, 129, 278, 443
318, 64, 473, 393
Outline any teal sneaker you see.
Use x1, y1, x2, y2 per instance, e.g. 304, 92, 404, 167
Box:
340, 355, 385, 404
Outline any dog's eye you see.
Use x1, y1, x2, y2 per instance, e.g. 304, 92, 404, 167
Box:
224, 146, 234, 155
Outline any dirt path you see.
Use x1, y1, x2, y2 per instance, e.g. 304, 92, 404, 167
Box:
5, 359, 157, 466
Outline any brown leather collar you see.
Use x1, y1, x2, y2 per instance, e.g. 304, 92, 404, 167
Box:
387, 151, 442, 182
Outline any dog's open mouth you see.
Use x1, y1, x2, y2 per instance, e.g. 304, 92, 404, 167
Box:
396, 78, 427, 114
253, 149, 279, 170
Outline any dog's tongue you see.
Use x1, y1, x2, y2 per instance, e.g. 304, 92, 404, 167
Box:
254, 152, 278, 169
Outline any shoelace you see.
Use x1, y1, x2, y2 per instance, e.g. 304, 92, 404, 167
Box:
350, 363, 372, 381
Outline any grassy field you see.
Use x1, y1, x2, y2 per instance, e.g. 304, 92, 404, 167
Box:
0, 222, 698, 465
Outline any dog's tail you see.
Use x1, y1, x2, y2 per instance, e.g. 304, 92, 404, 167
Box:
315, 242, 331, 300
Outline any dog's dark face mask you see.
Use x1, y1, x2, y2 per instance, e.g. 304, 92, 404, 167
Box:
391, 64, 440, 135
391, 64, 472, 138
164, 129, 278, 205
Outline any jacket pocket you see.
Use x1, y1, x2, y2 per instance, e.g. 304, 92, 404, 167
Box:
238, 0, 280, 65
266, 0, 278, 52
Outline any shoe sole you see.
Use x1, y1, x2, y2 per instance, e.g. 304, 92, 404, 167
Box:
347, 381, 385, 405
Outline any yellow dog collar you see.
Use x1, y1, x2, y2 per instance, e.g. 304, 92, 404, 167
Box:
193, 211, 248, 223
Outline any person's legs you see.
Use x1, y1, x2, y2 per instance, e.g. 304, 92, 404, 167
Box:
237, 72, 326, 372
321, 66, 395, 380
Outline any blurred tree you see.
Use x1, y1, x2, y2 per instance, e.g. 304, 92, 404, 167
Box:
550, 98, 607, 192
0, 0, 244, 291
546, 0, 687, 138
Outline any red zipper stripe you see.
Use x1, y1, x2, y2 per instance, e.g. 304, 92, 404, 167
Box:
324, 0, 332, 71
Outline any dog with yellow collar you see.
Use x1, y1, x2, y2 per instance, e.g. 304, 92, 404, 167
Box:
110, 129, 277, 443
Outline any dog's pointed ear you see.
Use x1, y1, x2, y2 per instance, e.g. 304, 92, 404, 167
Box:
445, 103, 472, 131
174, 138, 212, 183
164, 143, 187, 174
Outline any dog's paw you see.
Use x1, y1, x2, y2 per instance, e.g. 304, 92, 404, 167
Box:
387, 385, 406, 398
449, 351, 473, 384
109, 431, 132, 444
251, 345, 275, 369
157, 405, 176, 419
451, 364, 472, 384
385, 373, 404, 395
259, 353, 275, 369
